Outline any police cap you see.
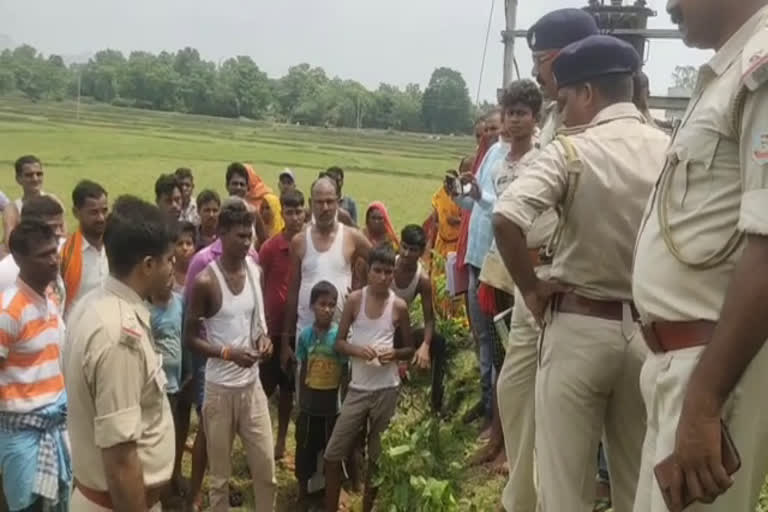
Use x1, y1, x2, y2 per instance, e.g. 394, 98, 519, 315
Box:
552, 35, 641, 88
526, 8, 599, 52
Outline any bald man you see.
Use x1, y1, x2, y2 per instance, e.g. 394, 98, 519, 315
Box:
280, 176, 371, 370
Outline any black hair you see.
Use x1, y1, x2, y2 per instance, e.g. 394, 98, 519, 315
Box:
325, 166, 344, 180
310, 280, 339, 305
401, 224, 427, 249
501, 79, 543, 118
280, 189, 305, 209
368, 244, 397, 267
21, 196, 63, 221
9, 219, 55, 257
218, 199, 254, 233
196, 189, 221, 209
584, 73, 635, 104
177, 220, 197, 243
154, 173, 181, 200
14, 155, 41, 178
226, 162, 249, 186
104, 195, 174, 278
174, 167, 193, 180
72, 180, 107, 209
311, 176, 339, 197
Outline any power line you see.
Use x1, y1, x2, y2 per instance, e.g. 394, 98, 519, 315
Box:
475, 0, 496, 108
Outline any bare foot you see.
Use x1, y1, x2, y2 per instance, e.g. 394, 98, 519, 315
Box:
469, 440, 503, 466
488, 450, 508, 475
274, 439, 287, 461
479, 425, 492, 441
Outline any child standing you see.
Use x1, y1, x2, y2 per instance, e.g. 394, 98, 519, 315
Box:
148, 282, 186, 498
294, 281, 345, 508
174, 221, 197, 293
324, 245, 414, 512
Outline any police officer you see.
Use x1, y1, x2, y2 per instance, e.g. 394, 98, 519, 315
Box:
63, 196, 176, 512
493, 35, 670, 512
529, 9, 598, 148
632, 1, 768, 510
494, 8, 598, 512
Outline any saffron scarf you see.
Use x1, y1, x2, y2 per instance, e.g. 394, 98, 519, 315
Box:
60, 230, 83, 313
244, 164, 273, 211
262, 193, 285, 238
364, 201, 399, 250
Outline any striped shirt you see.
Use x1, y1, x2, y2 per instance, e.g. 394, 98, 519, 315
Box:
0, 280, 65, 413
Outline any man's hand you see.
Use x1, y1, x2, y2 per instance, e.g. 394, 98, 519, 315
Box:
358, 345, 379, 361
666, 400, 732, 510
459, 173, 480, 200
412, 344, 431, 369
522, 279, 570, 326
280, 345, 296, 372
229, 348, 258, 368
378, 348, 396, 364
255, 334, 273, 360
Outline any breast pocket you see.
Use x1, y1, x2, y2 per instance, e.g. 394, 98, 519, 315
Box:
668, 134, 719, 210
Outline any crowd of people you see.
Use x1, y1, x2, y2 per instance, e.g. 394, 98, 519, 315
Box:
0, 1, 768, 512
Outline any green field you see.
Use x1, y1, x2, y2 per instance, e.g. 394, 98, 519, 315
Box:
0, 96, 474, 229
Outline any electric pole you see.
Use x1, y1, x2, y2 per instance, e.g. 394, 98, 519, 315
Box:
502, 0, 518, 89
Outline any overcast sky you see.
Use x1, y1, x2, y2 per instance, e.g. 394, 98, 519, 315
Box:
0, 0, 709, 102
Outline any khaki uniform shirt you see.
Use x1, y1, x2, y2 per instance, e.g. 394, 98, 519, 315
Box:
633, 7, 768, 322
495, 103, 670, 301
63, 276, 174, 491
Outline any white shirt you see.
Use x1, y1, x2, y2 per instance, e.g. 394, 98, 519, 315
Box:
70, 238, 109, 311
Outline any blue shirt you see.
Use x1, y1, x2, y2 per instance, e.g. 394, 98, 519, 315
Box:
149, 293, 184, 394
456, 140, 509, 269
297, 324, 346, 415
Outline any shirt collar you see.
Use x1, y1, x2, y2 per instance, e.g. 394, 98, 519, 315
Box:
104, 276, 151, 325
81, 234, 103, 254
591, 102, 645, 126
15, 278, 49, 308
707, 5, 768, 76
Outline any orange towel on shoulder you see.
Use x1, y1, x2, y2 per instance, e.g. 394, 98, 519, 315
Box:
245, 164, 273, 211
60, 230, 83, 312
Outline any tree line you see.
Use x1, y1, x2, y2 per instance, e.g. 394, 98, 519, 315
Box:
0, 44, 478, 134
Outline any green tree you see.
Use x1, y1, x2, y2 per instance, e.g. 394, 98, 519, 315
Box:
421, 67, 472, 134
219, 56, 271, 119
671, 65, 697, 91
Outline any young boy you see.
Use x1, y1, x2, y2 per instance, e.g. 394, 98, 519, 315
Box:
175, 167, 200, 225
324, 245, 414, 512
259, 189, 306, 460
174, 221, 197, 293
147, 270, 186, 499
294, 281, 345, 508
392, 224, 447, 412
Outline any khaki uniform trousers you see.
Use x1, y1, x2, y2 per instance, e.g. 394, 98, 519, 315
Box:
70, 488, 162, 511
535, 309, 647, 512
203, 379, 277, 512
497, 276, 545, 512
633, 341, 768, 512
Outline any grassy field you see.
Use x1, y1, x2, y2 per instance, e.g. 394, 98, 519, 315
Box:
0, 97, 508, 510
0, 96, 473, 228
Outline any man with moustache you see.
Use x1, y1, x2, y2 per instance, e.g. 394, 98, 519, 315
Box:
632, 0, 768, 510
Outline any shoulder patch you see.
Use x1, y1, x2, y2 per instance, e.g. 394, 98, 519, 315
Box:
752, 133, 768, 164
742, 27, 768, 91
118, 310, 144, 348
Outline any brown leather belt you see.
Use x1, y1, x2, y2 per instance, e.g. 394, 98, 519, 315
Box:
554, 292, 639, 322
640, 320, 716, 353
74, 478, 165, 510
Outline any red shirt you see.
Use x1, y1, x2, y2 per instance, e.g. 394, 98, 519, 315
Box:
259, 233, 293, 337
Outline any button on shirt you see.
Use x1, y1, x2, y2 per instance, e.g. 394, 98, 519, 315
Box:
495, 103, 669, 301
63, 276, 174, 491
633, 6, 768, 322
456, 140, 510, 269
